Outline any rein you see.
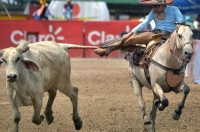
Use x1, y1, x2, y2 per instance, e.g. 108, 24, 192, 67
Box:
167, 24, 191, 54
150, 58, 185, 75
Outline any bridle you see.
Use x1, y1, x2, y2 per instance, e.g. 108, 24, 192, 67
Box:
168, 23, 192, 54
150, 23, 192, 75
167, 23, 192, 65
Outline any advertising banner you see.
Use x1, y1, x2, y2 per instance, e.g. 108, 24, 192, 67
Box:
0, 20, 140, 58
0, 20, 84, 57
84, 21, 140, 58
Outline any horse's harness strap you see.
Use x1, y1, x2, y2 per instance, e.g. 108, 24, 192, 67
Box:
150, 58, 185, 75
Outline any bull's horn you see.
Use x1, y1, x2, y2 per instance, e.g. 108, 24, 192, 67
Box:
17, 40, 30, 53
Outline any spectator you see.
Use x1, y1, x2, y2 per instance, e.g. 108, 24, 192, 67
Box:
32, 4, 53, 20
185, 16, 195, 30
35, 0, 48, 20
63, 0, 74, 20
32, 7, 41, 20
194, 12, 200, 29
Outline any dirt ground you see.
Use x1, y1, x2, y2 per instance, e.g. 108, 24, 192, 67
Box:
0, 58, 200, 132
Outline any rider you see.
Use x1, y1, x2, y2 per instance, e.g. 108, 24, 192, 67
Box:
94, 0, 184, 57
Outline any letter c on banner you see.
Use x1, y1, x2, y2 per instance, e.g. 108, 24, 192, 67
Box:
11, 30, 23, 45
88, 31, 100, 45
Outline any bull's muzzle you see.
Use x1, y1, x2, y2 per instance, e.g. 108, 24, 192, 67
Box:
7, 74, 17, 82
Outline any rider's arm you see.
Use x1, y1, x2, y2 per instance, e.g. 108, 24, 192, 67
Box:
173, 6, 184, 23
131, 10, 154, 33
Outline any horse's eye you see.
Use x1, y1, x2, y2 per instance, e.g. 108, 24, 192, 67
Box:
16, 56, 21, 62
178, 34, 182, 38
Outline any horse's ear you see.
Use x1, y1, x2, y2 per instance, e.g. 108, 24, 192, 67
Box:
174, 22, 187, 26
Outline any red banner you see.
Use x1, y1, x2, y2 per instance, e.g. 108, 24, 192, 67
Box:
84, 21, 140, 58
0, 20, 84, 57
0, 20, 140, 58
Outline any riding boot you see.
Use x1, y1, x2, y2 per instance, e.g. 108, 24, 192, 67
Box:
94, 42, 121, 57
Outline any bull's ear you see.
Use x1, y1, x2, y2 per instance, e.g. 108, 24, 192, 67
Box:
0, 49, 5, 57
22, 58, 40, 72
0, 49, 5, 66
17, 40, 30, 54
0, 58, 4, 65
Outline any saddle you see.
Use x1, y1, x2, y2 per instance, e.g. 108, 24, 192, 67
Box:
124, 34, 166, 85
124, 34, 166, 67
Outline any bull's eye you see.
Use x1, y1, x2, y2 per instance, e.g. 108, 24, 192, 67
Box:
1, 57, 7, 63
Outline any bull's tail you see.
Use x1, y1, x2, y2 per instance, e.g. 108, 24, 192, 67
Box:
59, 43, 98, 51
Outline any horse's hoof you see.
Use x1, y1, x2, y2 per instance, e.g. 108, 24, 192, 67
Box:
143, 116, 151, 125
156, 103, 165, 111
172, 110, 181, 120
46, 116, 54, 125
158, 105, 165, 111
74, 119, 83, 130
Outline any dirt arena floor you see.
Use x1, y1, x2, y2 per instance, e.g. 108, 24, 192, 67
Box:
0, 58, 200, 132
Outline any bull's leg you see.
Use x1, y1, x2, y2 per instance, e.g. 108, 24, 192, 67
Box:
44, 88, 57, 125
172, 83, 190, 120
130, 73, 151, 125
152, 83, 168, 111
59, 85, 82, 130
7, 89, 20, 132
150, 93, 159, 132
32, 92, 44, 125
69, 87, 82, 130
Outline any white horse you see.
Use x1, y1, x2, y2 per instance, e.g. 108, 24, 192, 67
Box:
128, 24, 193, 132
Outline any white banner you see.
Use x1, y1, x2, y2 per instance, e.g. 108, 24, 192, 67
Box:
48, 1, 110, 21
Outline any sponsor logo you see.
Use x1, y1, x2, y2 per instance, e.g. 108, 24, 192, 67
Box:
10, 25, 64, 45
87, 25, 131, 45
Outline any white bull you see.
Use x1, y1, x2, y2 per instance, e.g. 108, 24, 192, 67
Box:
0, 40, 97, 132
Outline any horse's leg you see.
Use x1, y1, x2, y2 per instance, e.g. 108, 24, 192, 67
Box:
44, 87, 57, 125
172, 83, 190, 120
130, 73, 151, 125
152, 83, 169, 111
150, 93, 159, 132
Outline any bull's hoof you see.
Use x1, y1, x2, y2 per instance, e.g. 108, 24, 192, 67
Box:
40, 115, 45, 123
143, 116, 151, 125
74, 119, 83, 130
32, 115, 45, 125
172, 110, 181, 120
46, 116, 54, 125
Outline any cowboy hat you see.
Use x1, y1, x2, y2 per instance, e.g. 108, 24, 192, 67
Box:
140, 0, 174, 5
